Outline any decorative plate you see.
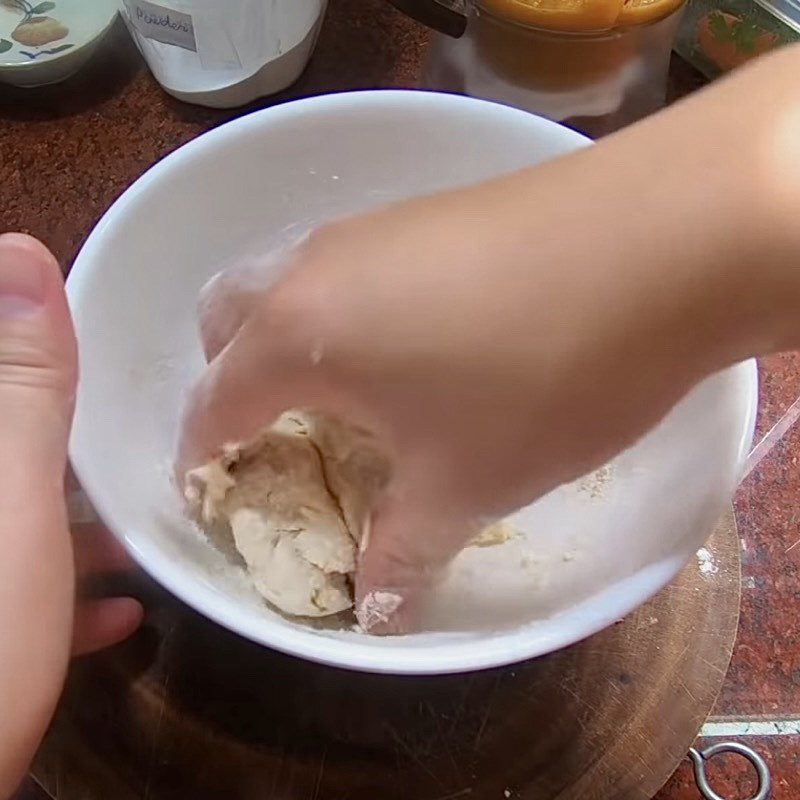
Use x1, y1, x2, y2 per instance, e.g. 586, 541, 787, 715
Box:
0, 0, 117, 86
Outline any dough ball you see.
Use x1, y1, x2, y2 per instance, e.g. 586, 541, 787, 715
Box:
184, 411, 390, 618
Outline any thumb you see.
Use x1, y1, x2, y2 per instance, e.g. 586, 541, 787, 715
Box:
0, 234, 76, 469
355, 488, 476, 635
0, 234, 77, 796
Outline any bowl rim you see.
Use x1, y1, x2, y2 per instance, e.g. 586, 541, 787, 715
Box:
66, 89, 759, 674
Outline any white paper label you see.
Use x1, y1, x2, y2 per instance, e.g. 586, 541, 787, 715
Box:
124, 0, 198, 52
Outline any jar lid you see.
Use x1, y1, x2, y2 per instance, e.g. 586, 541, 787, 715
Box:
479, 0, 684, 32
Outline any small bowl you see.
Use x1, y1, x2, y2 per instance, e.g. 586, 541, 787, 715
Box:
67, 91, 757, 675
0, 0, 117, 87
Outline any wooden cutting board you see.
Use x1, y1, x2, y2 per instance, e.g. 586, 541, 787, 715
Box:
33, 511, 740, 800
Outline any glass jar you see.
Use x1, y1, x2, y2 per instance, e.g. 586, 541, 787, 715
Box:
390, 0, 686, 136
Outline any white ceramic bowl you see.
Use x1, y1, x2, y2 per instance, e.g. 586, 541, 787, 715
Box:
67, 91, 757, 675
0, 0, 117, 88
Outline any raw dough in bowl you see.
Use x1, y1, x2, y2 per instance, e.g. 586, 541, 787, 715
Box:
185, 411, 390, 617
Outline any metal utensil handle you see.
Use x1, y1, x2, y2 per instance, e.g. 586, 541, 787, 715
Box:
688, 743, 771, 800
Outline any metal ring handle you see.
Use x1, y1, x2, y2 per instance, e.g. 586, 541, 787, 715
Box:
688, 743, 771, 800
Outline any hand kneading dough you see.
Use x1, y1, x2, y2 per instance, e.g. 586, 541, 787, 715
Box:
184, 412, 391, 618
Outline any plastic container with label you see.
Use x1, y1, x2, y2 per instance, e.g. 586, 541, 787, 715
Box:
119, 0, 327, 108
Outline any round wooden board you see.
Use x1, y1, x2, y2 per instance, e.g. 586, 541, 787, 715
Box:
33, 511, 740, 800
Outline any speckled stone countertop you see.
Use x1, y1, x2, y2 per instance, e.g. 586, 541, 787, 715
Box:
2, 1, 797, 798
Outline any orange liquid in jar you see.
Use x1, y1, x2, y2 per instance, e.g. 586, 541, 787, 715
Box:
473, 0, 684, 94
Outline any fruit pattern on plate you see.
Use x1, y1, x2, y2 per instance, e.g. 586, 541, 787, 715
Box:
0, 0, 73, 61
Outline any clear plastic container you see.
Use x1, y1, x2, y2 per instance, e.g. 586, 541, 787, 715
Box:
391, 0, 686, 136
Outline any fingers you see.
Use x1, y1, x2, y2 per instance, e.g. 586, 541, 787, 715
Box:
65, 463, 80, 493
177, 327, 299, 478
355, 487, 476, 634
69, 489, 143, 653
198, 266, 264, 362
73, 522, 135, 578
0, 234, 78, 795
72, 597, 143, 657
180, 238, 320, 477
177, 287, 345, 478
0, 234, 76, 481
198, 237, 306, 362
72, 522, 142, 654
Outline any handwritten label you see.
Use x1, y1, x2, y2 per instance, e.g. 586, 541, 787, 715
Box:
124, 0, 197, 52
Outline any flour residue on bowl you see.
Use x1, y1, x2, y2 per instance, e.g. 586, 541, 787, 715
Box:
471, 520, 520, 547
696, 547, 718, 576
578, 463, 615, 499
